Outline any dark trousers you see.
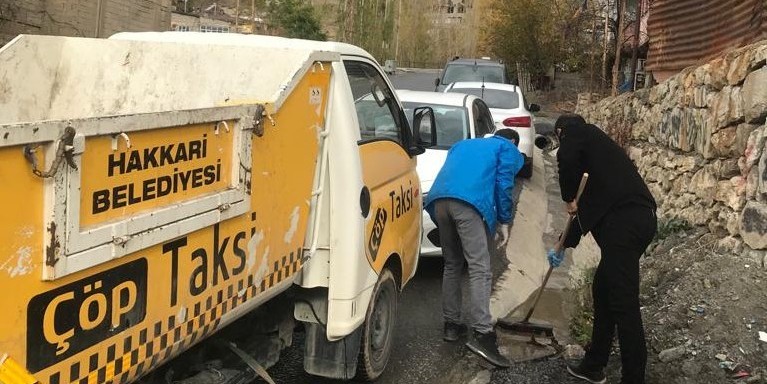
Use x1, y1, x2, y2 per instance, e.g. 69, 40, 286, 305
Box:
583, 204, 657, 384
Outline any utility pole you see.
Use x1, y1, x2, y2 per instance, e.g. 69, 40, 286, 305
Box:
252, 0, 256, 33
611, 0, 626, 96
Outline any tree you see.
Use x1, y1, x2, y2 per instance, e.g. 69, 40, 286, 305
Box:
601, 0, 611, 89
628, 0, 644, 91
395, 1, 434, 66
268, 0, 327, 41
611, 0, 626, 96
482, 0, 592, 80
336, 0, 398, 62
330, 0, 479, 67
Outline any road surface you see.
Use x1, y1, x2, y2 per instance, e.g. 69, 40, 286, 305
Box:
389, 68, 441, 92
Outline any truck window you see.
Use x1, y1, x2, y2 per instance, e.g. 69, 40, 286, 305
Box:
344, 61, 405, 145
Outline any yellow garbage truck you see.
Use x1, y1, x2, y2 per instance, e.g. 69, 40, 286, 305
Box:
0, 32, 436, 384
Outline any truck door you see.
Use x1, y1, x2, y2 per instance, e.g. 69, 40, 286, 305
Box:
344, 60, 421, 280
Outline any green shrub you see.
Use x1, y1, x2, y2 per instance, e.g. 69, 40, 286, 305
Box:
654, 218, 692, 242
568, 266, 596, 346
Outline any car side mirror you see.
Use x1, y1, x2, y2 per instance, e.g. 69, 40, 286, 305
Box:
434, 78, 440, 87
410, 107, 437, 155
529, 103, 541, 113
371, 83, 387, 107
535, 134, 551, 149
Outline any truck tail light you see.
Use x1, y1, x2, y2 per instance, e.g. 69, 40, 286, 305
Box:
502, 116, 531, 128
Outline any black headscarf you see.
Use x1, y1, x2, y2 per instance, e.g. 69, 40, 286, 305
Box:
554, 113, 587, 140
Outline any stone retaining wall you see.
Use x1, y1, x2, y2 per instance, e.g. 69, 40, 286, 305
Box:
576, 40, 767, 259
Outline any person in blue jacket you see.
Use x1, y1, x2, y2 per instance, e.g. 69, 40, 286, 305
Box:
424, 128, 523, 368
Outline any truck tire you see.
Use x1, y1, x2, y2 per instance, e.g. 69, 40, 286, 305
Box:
355, 268, 398, 381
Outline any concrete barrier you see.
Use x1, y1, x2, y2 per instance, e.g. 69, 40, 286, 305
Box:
490, 148, 550, 320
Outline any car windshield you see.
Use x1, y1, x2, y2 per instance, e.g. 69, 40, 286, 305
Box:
442, 64, 504, 84
402, 102, 469, 149
448, 88, 519, 110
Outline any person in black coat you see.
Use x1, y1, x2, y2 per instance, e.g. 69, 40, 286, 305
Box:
551, 114, 657, 384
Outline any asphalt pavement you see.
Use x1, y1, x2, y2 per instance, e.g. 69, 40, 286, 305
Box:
389, 68, 441, 92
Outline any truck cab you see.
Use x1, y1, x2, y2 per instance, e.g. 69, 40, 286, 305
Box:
0, 32, 434, 384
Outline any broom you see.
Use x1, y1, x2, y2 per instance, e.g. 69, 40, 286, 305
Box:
497, 172, 589, 337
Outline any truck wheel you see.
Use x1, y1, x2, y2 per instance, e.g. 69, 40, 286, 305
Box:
356, 268, 398, 381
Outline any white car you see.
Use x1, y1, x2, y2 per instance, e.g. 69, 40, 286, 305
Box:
397, 90, 496, 256
444, 82, 540, 178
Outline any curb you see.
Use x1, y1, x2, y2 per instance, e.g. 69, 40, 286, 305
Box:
490, 147, 550, 320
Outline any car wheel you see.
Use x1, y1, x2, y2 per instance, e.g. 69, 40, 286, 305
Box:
356, 268, 398, 381
518, 159, 533, 179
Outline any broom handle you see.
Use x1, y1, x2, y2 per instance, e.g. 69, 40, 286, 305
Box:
553, 173, 589, 253
521, 173, 589, 323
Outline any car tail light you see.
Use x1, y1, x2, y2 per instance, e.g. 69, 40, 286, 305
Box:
502, 116, 531, 127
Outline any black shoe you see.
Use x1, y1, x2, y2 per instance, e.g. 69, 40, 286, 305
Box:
443, 322, 468, 342
465, 331, 511, 368
567, 363, 607, 384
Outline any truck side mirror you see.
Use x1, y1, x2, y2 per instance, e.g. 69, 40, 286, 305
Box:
410, 107, 437, 155
434, 78, 440, 90
529, 103, 541, 113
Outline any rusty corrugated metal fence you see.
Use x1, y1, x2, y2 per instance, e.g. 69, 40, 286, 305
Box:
647, 0, 767, 81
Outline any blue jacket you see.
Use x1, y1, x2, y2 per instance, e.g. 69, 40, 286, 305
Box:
424, 135, 524, 232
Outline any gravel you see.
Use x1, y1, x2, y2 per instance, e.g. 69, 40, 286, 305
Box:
490, 358, 582, 384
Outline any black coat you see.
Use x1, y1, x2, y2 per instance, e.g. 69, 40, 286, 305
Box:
557, 123, 656, 247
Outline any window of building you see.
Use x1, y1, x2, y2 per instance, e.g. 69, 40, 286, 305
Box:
173, 24, 191, 31
200, 25, 230, 33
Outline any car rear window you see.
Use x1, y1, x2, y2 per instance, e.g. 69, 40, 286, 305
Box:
402, 102, 469, 148
448, 88, 519, 110
442, 64, 504, 85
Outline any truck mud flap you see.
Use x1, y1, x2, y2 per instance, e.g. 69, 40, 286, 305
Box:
303, 323, 362, 380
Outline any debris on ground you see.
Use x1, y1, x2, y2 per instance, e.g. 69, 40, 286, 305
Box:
616, 227, 767, 384
562, 344, 586, 360
658, 345, 687, 362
